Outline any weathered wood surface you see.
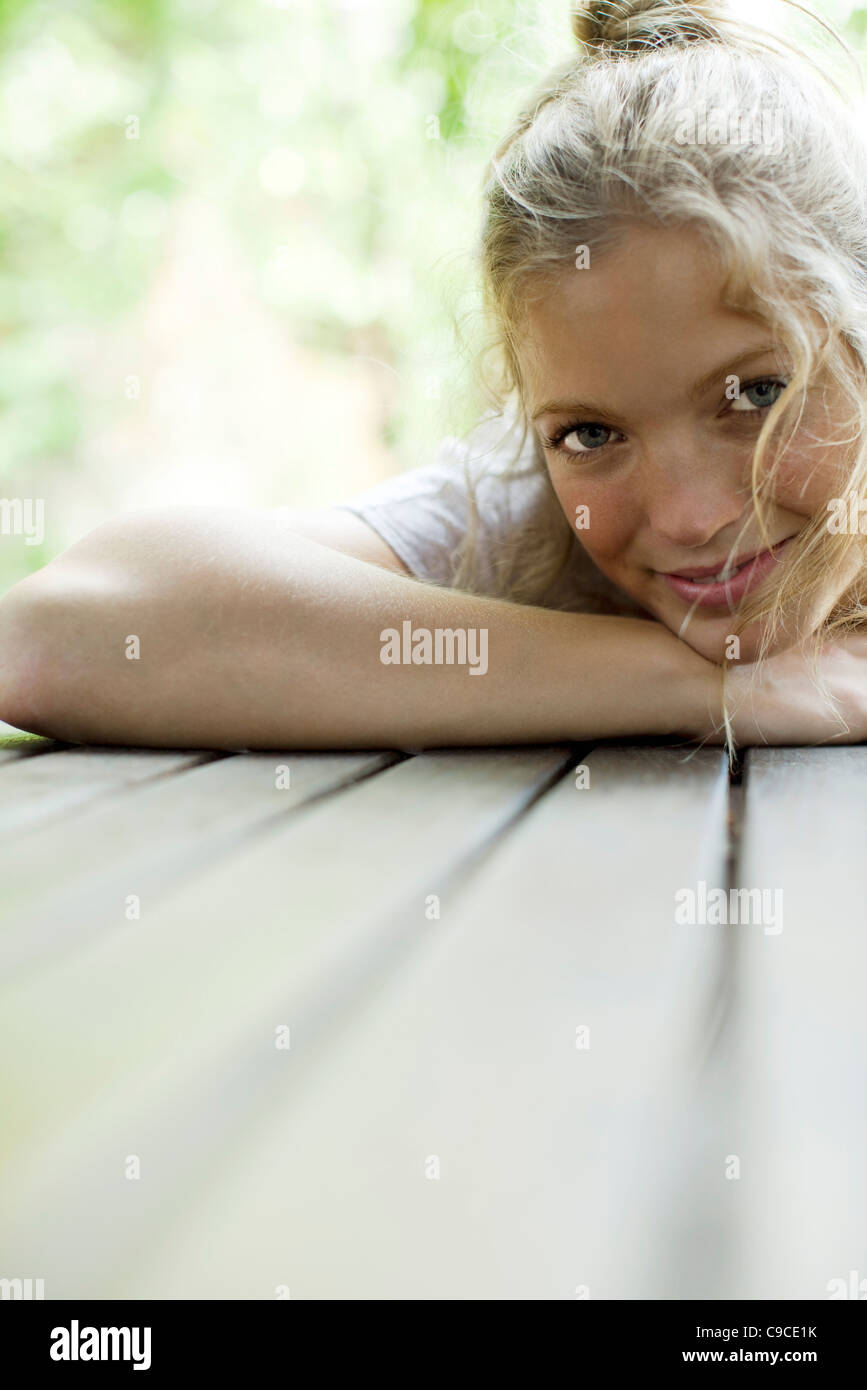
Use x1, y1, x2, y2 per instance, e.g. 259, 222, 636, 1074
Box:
0, 732, 862, 1300
726, 747, 867, 1300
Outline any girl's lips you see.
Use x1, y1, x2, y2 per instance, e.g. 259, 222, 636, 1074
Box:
660, 538, 794, 609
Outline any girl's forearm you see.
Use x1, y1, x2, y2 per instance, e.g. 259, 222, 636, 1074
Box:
0, 508, 717, 748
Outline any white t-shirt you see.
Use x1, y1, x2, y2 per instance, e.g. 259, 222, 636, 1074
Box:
333, 411, 650, 619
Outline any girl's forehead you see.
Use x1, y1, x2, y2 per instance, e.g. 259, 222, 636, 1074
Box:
534, 223, 726, 318
520, 233, 776, 413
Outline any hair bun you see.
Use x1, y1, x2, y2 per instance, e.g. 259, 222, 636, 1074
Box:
571, 0, 729, 55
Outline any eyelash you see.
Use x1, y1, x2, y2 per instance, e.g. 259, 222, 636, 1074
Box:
540, 377, 790, 458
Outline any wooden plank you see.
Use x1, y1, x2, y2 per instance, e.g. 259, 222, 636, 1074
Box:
723, 746, 867, 1299
0, 744, 734, 1298
0, 745, 217, 836
0, 746, 573, 1297
132, 744, 729, 1300
0, 751, 401, 987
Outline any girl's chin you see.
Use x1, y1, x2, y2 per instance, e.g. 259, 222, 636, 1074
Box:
672, 616, 793, 665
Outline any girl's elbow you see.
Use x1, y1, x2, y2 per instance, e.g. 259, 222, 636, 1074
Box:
0, 576, 93, 741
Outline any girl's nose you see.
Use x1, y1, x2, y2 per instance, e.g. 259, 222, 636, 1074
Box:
639, 445, 748, 551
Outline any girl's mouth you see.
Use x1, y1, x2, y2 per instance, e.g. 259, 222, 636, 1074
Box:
660, 537, 794, 609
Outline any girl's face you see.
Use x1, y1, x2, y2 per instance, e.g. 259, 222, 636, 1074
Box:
522, 223, 850, 662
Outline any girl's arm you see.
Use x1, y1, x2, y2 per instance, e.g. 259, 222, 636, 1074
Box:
0, 505, 714, 749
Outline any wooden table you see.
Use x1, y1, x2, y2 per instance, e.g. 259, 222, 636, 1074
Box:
0, 724, 864, 1300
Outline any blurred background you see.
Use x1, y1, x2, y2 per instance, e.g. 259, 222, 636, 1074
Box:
1, 0, 865, 587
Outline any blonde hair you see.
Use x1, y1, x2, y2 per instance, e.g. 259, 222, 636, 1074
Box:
457, 0, 867, 740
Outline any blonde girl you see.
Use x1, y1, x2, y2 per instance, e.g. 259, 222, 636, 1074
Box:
2, 0, 866, 751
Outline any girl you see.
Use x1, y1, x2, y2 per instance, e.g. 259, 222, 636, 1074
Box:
2, 0, 866, 751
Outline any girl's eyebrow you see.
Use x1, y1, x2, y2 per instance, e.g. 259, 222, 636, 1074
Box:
689, 344, 780, 398
531, 344, 780, 422
531, 397, 611, 423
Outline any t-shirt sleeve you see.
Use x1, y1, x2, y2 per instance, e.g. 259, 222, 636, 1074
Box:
331, 413, 547, 592
332, 443, 473, 587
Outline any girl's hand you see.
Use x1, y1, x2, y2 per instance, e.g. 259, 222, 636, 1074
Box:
702, 633, 867, 747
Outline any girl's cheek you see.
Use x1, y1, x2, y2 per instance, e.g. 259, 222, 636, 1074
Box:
771, 447, 852, 518
554, 478, 635, 562
768, 398, 857, 515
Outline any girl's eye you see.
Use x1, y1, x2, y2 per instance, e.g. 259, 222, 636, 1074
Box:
546, 422, 619, 455
729, 378, 788, 413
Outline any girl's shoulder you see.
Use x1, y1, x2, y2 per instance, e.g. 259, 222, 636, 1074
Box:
332, 409, 542, 582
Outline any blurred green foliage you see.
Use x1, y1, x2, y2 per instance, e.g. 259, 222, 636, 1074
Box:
0, 0, 864, 586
